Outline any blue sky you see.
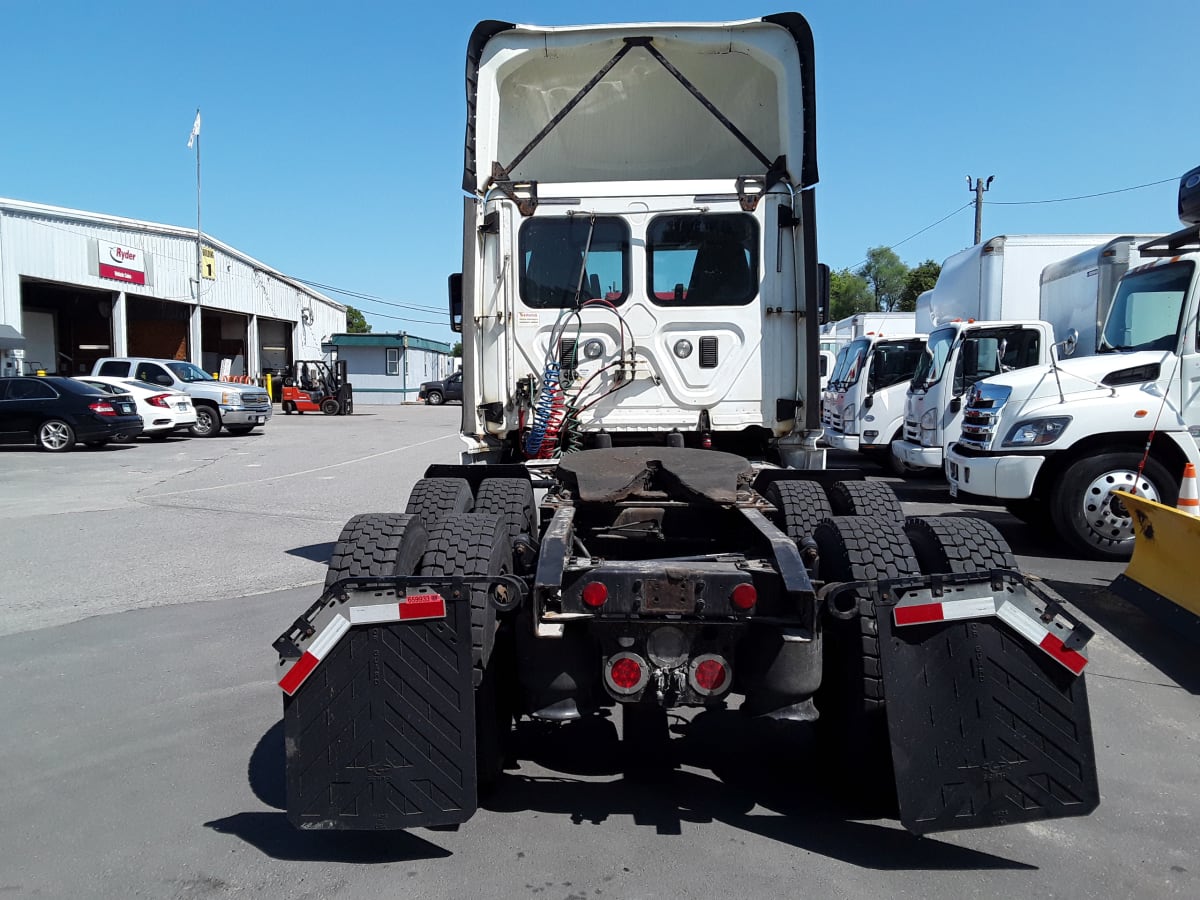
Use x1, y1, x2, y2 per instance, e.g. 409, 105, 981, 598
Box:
1, 1, 1195, 344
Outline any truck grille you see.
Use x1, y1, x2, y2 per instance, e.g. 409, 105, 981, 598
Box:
957, 384, 1012, 451
699, 336, 718, 369
904, 419, 920, 443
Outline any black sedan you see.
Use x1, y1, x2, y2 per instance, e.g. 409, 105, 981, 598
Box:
0, 376, 144, 452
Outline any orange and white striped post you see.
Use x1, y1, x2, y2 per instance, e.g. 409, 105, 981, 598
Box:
1178, 462, 1199, 516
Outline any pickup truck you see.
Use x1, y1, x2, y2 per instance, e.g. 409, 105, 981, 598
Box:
91, 357, 272, 437
417, 370, 463, 405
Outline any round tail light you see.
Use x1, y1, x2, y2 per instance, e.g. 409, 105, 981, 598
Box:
730, 583, 757, 610
689, 653, 731, 696
605, 652, 649, 695
582, 581, 608, 608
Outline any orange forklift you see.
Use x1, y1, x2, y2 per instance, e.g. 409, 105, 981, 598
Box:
281, 359, 353, 416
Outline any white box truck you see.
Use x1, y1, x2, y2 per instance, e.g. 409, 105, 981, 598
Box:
820, 310, 927, 471
893, 234, 1121, 472
1039, 235, 1160, 358
946, 170, 1200, 559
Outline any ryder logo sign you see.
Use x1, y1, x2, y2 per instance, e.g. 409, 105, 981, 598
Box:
98, 242, 147, 286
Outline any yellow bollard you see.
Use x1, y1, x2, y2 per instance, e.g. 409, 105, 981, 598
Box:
266, 372, 273, 402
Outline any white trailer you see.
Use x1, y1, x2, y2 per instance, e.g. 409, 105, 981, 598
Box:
947, 170, 1200, 559
892, 235, 1120, 472
926, 234, 1120, 323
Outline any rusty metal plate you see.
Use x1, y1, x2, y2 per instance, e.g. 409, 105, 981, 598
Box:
641, 572, 697, 613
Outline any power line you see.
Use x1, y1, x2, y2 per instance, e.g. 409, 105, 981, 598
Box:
844, 202, 973, 270
290, 276, 444, 315
288, 276, 450, 328
984, 176, 1176, 206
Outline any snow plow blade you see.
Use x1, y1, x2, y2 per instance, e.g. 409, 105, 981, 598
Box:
1110, 492, 1200, 641
852, 572, 1100, 834
274, 577, 481, 830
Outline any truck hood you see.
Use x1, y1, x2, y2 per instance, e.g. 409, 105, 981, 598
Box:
982, 350, 1175, 407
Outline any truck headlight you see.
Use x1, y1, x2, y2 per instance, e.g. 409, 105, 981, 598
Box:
920, 409, 938, 431
222, 391, 244, 407
1002, 417, 1071, 447
843, 403, 855, 424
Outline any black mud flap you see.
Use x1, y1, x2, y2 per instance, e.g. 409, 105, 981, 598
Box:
283, 611, 478, 830
877, 610, 1100, 835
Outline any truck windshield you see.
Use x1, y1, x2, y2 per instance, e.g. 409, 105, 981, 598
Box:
166, 362, 216, 383
836, 338, 871, 387
519, 216, 630, 309
1100, 262, 1194, 353
912, 326, 956, 390
868, 339, 926, 391
647, 213, 759, 306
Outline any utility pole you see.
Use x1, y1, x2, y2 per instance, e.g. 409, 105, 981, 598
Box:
966, 175, 994, 244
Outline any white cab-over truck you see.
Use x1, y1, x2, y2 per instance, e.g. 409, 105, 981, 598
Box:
893, 234, 1123, 472
821, 310, 927, 472
273, 14, 1099, 838
947, 168, 1200, 559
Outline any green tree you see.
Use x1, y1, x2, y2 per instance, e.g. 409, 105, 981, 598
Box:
856, 246, 909, 312
897, 259, 941, 312
829, 268, 875, 320
346, 305, 371, 334
452, 341, 462, 358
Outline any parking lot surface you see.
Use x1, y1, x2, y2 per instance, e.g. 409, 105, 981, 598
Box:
1, 406, 1196, 899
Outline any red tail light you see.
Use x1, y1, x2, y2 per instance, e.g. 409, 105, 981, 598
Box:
89, 401, 117, 417
688, 653, 731, 696
582, 581, 608, 608
604, 652, 649, 695
730, 583, 757, 610
147, 394, 173, 408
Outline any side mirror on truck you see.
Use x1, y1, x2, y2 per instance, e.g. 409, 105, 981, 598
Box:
1059, 328, 1079, 359
447, 273, 463, 334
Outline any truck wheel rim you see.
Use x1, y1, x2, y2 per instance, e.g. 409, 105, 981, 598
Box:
42, 423, 69, 449
1082, 469, 1158, 544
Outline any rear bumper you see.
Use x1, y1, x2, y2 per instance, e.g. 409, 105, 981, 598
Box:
77, 415, 144, 441
894, 440, 943, 468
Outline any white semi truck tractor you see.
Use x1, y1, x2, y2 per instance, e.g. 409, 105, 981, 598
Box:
273, 13, 1100, 837
893, 234, 1124, 473
947, 170, 1200, 559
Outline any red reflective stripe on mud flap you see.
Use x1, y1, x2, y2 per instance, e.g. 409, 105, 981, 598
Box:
398, 594, 446, 620
278, 653, 319, 696
894, 603, 946, 625
277, 613, 351, 696
1039, 632, 1088, 675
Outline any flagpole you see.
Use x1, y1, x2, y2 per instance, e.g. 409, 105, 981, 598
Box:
194, 108, 202, 305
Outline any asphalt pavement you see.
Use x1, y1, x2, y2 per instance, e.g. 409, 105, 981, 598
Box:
0, 406, 1196, 899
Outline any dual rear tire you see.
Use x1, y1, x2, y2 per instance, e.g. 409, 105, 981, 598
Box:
328, 475, 534, 790
812, 508, 1016, 810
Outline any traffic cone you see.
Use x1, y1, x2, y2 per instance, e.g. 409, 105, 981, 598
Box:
1178, 463, 1200, 516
